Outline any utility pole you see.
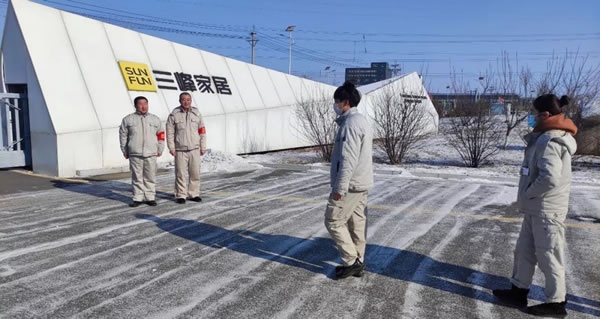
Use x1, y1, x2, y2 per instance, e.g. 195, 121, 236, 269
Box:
285, 25, 296, 74
248, 28, 258, 64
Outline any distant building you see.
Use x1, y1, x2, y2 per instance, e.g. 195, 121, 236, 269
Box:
429, 92, 520, 115
345, 62, 392, 86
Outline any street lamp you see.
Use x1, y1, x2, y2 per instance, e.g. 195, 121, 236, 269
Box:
446, 85, 451, 111
285, 25, 296, 74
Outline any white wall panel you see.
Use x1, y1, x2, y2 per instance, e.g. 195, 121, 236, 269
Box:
1, 6, 27, 84
56, 131, 103, 176
140, 34, 184, 116
30, 132, 58, 176
224, 112, 249, 154
102, 127, 128, 168
105, 24, 147, 64
203, 114, 226, 152
195, 50, 239, 115
264, 107, 302, 150
11, 0, 100, 134
223, 59, 262, 112
171, 43, 224, 116
267, 70, 297, 107
286, 76, 306, 101
26, 62, 54, 134
246, 63, 281, 109
63, 14, 132, 129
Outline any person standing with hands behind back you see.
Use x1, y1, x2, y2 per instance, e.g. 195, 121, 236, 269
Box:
493, 94, 577, 317
166, 92, 207, 204
325, 81, 373, 279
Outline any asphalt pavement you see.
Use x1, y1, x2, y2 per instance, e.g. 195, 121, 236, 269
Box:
1, 167, 599, 318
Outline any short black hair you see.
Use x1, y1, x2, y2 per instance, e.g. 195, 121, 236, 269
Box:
179, 92, 192, 100
133, 96, 147, 107
333, 81, 361, 107
533, 94, 569, 115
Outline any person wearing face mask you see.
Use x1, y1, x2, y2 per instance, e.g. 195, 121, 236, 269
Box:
119, 96, 165, 207
325, 81, 373, 279
493, 94, 577, 317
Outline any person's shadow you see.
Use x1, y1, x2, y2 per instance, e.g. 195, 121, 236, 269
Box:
51, 180, 173, 204
136, 214, 599, 317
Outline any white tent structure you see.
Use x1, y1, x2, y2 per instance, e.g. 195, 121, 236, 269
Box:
357, 73, 439, 134
0, 0, 437, 177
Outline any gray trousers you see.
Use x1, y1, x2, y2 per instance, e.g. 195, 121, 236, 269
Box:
174, 149, 201, 199
511, 214, 566, 303
129, 156, 157, 201
324, 191, 368, 266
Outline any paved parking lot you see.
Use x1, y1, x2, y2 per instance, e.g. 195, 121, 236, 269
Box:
1, 167, 599, 318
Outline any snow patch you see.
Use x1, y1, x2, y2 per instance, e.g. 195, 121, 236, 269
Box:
200, 150, 262, 173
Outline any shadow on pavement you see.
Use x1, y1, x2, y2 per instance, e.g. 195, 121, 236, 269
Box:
137, 214, 599, 317
51, 180, 173, 205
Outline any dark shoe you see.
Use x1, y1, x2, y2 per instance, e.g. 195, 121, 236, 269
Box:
129, 201, 143, 207
336, 260, 365, 278
492, 284, 529, 307
146, 200, 157, 206
527, 302, 567, 318
335, 259, 364, 279
189, 196, 202, 202
176, 198, 186, 204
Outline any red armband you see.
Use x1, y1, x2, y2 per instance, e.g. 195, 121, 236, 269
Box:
157, 131, 165, 141
198, 126, 206, 135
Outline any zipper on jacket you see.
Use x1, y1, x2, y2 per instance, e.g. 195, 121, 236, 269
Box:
141, 115, 145, 154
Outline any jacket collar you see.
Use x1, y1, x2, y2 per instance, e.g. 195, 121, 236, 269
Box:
335, 107, 358, 125
177, 106, 199, 116
533, 113, 577, 136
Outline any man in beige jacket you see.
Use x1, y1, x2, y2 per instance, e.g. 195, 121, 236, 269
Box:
166, 92, 207, 204
119, 96, 164, 207
326, 82, 373, 280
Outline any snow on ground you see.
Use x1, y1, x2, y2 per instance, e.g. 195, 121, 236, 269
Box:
246, 119, 600, 185
164, 150, 263, 173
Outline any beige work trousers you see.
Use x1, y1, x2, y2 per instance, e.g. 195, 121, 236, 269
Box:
324, 191, 368, 266
511, 214, 567, 303
174, 149, 201, 199
129, 156, 157, 201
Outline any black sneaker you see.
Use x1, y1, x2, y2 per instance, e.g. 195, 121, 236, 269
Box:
176, 198, 186, 204
335, 259, 364, 279
492, 284, 529, 308
129, 201, 143, 207
146, 200, 157, 206
527, 302, 567, 318
189, 197, 202, 202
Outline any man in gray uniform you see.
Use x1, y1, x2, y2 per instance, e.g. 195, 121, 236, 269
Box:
326, 82, 373, 279
166, 92, 207, 204
119, 96, 165, 207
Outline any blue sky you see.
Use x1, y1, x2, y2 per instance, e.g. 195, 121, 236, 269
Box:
1, 0, 599, 92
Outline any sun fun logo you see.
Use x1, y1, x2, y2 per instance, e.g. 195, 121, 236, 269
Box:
118, 61, 233, 95
118, 61, 157, 92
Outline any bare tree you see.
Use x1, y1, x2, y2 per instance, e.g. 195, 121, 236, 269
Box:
371, 82, 435, 164
536, 51, 567, 95
497, 53, 531, 149
561, 50, 600, 126
293, 90, 337, 162
447, 99, 503, 167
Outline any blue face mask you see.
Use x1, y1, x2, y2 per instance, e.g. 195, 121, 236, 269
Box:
527, 114, 537, 128
332, 102, 343, 116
